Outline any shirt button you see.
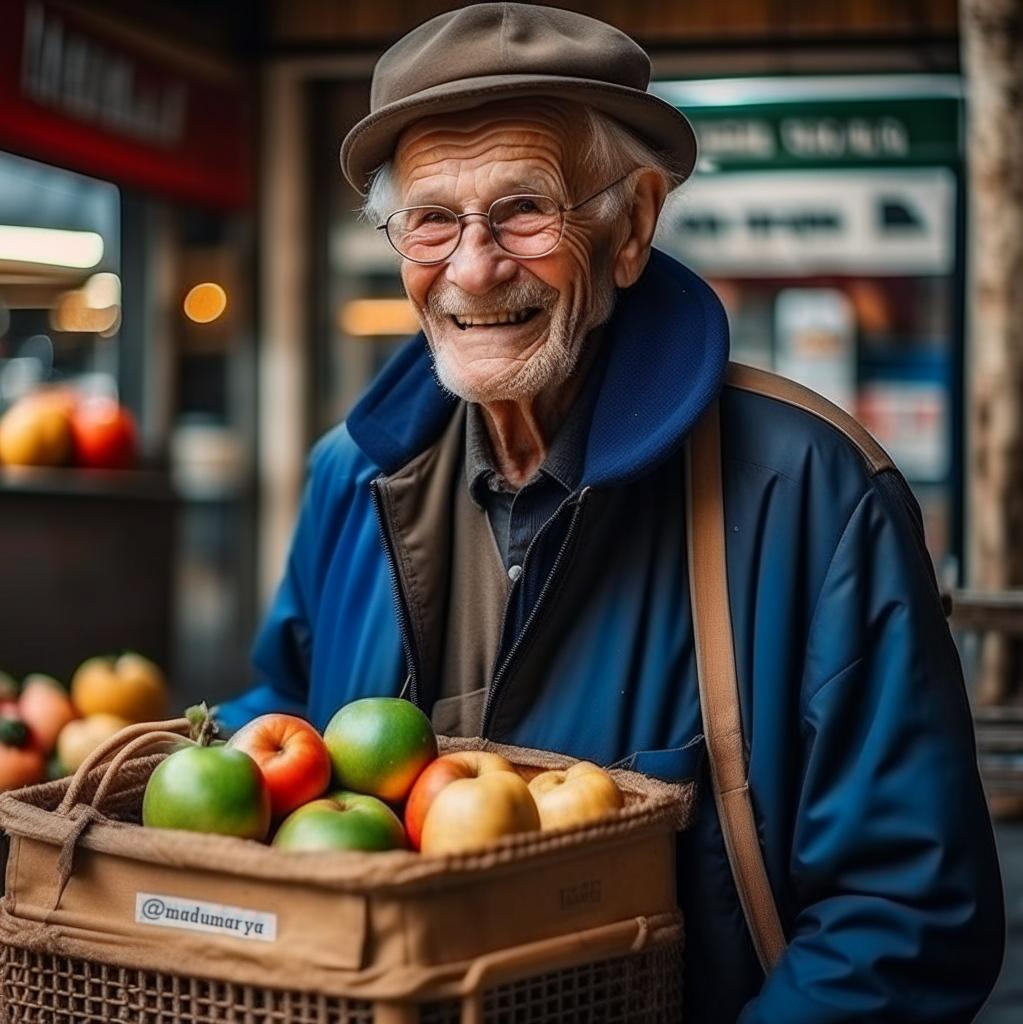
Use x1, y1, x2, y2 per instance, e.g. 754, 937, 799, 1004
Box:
508, 564, 523, 582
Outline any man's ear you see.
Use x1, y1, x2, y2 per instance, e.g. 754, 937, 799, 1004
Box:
613, 170, 669, 288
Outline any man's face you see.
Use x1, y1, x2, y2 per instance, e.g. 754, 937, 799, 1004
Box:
394, 102, 618, 404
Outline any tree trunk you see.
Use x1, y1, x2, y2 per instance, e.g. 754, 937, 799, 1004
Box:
961, 0, 1023, 703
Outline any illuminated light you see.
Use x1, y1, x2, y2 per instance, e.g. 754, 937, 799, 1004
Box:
0, 225, 103, 269
83, 272, 121, 309
340, 298, 419, 336
183, 282, 227, 323
99, 308, 122, 338
51, 289, 119, 334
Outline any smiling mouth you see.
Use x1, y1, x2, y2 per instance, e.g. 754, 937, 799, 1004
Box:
451, 308, 540, 331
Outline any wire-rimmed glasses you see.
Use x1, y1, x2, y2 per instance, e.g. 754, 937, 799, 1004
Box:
377, 173, 631, 265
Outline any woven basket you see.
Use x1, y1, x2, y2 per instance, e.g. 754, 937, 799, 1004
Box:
0, 718, 695, 1024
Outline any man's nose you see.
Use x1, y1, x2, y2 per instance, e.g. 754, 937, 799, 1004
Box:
444, 216, 518, 295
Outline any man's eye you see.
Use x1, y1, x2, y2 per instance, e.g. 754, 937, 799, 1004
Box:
405, 210, 452, 229
511, 199, 540, 214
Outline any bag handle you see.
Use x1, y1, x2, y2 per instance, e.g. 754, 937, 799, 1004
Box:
685, 399, 787, 974
57, 717, 192, 815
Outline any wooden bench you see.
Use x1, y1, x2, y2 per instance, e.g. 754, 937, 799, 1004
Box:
948, 590, 1023, 797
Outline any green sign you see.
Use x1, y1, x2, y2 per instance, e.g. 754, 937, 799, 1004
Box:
653, 78, 962, 171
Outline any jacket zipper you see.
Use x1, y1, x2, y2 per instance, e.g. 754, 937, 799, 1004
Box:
370, 477, 421, 707
481, 486, 591, 736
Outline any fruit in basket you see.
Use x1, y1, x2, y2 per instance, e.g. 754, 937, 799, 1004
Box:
272, 791, 407, 852
527, 762, 624, 832
323, 697, 437, 802
0, 393, 74, 467
18, 674, 78, 754
227, 713, 332, 819
404, 751, 517, 851
142, 744, 271, 841
56, 713, 130, 771
70, 397, 138, 470
0, 716, 46, 791
70, 652, 167, 723
419, 771, 540, 855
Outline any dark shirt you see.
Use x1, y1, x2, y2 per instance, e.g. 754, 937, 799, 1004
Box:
465, 357, 604, 577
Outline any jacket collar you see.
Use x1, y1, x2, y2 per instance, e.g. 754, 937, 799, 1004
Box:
347, 249, 730, 487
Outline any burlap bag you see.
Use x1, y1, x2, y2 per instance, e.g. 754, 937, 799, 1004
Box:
0, 718, 695, 1023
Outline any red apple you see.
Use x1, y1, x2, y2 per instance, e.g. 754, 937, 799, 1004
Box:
18, 674, 78, 755
323, 697, 437, 802
70, 397, 138, 470
404, 751, 516, 850
0, 715, 45, 791
420, 771, 540, 855
527, 761, 624, 832
272, 791, 406, 852
227, 713, 332, 819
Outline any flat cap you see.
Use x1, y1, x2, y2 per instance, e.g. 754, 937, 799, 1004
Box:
340, 3, 697, 192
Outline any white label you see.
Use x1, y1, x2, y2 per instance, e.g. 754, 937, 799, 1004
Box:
135, 892, 277, 943
657, 167, 954, 276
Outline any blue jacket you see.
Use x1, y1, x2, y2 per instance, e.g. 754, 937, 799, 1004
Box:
218, 250, 1004, 1021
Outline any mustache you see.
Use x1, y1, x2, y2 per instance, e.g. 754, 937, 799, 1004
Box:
426, 278, 559, 317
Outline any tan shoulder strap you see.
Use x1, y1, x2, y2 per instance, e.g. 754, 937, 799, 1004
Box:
726, 362, 894, 476
685, 399, 787, 974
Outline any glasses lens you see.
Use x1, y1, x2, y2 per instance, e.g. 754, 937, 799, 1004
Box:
490, 195, 562, 256
386, 207, 459, 262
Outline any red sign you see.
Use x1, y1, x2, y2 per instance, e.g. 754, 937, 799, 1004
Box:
0, 0, 252, 209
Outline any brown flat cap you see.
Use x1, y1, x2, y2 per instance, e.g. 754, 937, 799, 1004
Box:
340, 3, 697, 192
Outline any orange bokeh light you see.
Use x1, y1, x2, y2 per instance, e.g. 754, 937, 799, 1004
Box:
183, 283, 228, 324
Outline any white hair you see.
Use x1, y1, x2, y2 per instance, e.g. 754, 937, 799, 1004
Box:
360, 103, 684, 225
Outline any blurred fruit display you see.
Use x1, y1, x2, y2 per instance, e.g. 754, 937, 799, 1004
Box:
0, 653, 169, 787
0, 392, 74, 467
69, 397, 139, 470
57, 713, 130, 773
17, 674, 77, 752
0, 391, 138, 471
70, 652, 167, 723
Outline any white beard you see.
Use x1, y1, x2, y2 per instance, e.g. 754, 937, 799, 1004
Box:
425, 273, 617, 404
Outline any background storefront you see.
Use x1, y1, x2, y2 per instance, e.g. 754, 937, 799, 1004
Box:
656, 75, 964, 578
0, 0, 257, 707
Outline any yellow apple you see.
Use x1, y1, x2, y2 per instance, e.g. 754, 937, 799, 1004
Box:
404, 750, 516, 850
528, 761, 624, 832
70, 652, 167, 723
420, 769, 540, 855
0, 394, 74, 467
56, 713, 130, 772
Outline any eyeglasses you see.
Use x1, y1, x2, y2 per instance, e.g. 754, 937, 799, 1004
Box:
377, 173, 631, 265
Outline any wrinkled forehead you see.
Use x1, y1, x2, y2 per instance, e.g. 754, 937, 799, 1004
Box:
393, 99, 588, 204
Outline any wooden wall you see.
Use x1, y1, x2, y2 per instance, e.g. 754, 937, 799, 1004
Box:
268, 0, 959, 47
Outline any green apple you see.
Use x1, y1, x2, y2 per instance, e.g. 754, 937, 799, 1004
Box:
323, 697, 437, 802
142, 745, 270, 841
272, 791, 406, 852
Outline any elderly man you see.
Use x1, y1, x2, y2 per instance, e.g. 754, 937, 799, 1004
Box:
218, 4, 1003, 1020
